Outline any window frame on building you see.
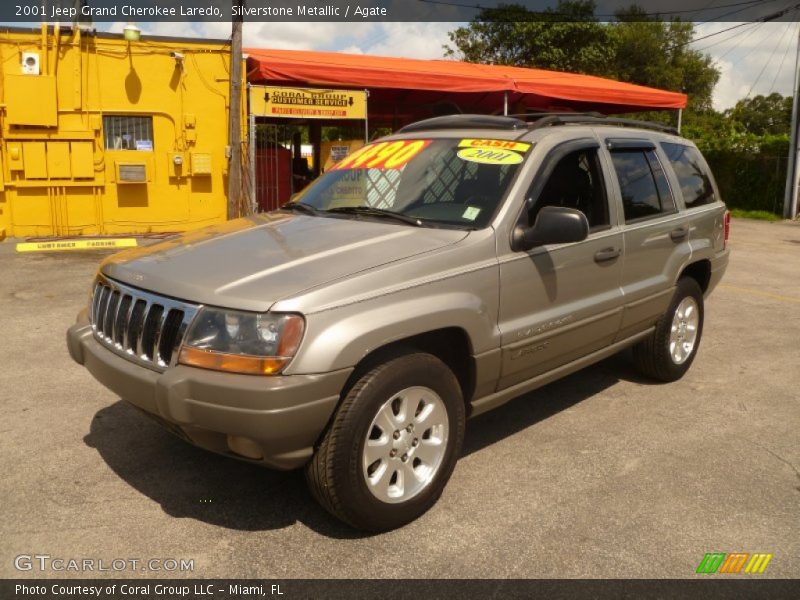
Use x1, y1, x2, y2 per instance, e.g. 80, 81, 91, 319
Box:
102, 115, 155, 152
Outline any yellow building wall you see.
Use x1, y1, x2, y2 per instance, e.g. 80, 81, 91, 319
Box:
0, 27, 242, 238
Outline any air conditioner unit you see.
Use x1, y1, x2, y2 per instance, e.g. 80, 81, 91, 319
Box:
116, 163, 148, 183
21, 52, 40, 75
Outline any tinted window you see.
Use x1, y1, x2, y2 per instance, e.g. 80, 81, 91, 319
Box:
649, 151, 676, 214
527, 148, 610, 231
661, 142, 716, 208
611, 149, 675, 222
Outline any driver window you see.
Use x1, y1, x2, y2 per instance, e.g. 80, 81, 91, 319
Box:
526, 148, 610, 231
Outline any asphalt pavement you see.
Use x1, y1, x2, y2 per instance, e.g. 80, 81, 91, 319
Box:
1, 218, 798, 579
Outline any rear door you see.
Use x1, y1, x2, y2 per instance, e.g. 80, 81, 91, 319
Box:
604, 138, 691, 340
496, 137, 625, 390
660, 141, 727, 255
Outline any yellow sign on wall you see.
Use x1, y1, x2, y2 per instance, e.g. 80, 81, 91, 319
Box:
250, 86, 367, 120
16, 238, 138, 252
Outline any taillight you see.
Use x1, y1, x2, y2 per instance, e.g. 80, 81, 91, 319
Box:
723, 210, 730, 249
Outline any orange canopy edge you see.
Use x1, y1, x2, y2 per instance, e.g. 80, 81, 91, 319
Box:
246, 48, 687, 123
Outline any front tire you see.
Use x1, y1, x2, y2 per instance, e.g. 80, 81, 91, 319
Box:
632, 277, 704, 382
305, 352, 465, 532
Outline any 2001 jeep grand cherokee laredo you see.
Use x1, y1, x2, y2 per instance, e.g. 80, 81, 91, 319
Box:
68, 114, 730, 531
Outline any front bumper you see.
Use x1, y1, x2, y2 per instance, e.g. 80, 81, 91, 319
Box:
67, 310, 352, 470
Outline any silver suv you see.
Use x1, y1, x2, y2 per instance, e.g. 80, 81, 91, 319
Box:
68, 114, 730, 531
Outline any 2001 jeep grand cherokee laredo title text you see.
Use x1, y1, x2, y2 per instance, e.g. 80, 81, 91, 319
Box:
68, 114, 730, 531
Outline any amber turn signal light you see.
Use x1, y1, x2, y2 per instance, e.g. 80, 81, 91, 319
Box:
178, 347, 291, 376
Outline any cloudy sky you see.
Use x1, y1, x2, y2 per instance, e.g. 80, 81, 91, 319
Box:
11, 17, 798, 111
692, 21, 798, 110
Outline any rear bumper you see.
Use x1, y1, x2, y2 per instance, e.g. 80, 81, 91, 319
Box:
706, 247, 730, 297
67, 310, 352, 470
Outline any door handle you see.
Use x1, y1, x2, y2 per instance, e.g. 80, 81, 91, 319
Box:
594, 247, 621, 263
670, 226, 688, 241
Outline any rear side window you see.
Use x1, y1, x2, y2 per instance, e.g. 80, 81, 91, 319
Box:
661, 142, 716, 208
610, 149, 676, 223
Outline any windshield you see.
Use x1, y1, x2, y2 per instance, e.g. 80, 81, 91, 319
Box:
289, 138, 531, 228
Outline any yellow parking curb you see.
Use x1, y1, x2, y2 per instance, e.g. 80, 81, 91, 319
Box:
16, 238, 138, 252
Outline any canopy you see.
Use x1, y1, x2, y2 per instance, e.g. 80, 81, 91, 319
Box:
246, 48, 687, 124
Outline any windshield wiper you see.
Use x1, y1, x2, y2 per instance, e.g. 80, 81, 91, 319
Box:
280, 201, 321, 216
325, 206, 425, 227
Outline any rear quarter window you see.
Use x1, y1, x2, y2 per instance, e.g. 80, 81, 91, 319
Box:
661, 142, 717, 208
610, 149, 676, 223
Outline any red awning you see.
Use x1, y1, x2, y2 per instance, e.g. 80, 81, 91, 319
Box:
245, 48, 687, 123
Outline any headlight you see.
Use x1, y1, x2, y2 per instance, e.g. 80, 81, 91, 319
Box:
178, 308, 304, 375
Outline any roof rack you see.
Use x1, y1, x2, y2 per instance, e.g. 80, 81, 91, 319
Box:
507, 111, 606, 119
516, 113, 679, 135
398, 114, 527, 133
398, 112, 679, 136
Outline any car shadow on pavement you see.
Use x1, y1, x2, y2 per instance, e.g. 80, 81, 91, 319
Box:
83, 401, 368, 539
461, 352, 638, 458
83, 351, 647, 538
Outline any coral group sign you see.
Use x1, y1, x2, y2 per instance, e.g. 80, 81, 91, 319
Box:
249, 86, 367, 120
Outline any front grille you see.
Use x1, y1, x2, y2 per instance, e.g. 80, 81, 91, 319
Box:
89, 275, 200, 371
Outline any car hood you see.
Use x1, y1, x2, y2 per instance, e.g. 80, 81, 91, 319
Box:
101, 213, 469, 312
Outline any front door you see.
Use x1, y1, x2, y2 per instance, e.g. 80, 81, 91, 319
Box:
497, 138, 625, 390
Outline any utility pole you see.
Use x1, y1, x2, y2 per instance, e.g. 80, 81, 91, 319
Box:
784, 24, 800, 219
227, 0, 244, 220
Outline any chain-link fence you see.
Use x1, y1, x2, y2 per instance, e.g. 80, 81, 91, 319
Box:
703, 150, 787, 215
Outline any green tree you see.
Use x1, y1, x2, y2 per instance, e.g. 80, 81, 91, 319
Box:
611, 7, 719, 110
445, 1, 615, 76
445, 1, 719, 109
680, 109, 734, 149
726, 93, 793, 136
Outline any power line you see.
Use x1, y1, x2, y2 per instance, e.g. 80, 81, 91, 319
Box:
744, 14, 798, 98
768, 21, 799, 93
415, 0, 797, 54
678, 22, 752, 48
696, 21, 765, 57
415, 0, 769, 19
719, 23, 776, 69
672, 2, 800, 50
695, 0, 787, 24
694, 22, 757, 54
698, 21, 771, 67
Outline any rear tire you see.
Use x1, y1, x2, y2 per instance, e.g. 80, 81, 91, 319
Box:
305, 352, 465, 532
632, 277, 704, 382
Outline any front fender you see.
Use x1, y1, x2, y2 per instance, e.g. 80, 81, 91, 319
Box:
285, 291, 498, 374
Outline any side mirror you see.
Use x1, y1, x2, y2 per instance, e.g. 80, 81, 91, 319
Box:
511, 205, 589, 252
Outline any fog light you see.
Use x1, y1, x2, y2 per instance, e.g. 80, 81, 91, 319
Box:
226, 435, 263, 460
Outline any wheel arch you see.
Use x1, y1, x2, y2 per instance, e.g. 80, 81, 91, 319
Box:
344, 327, 476, 404
678, 259, 712, 294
